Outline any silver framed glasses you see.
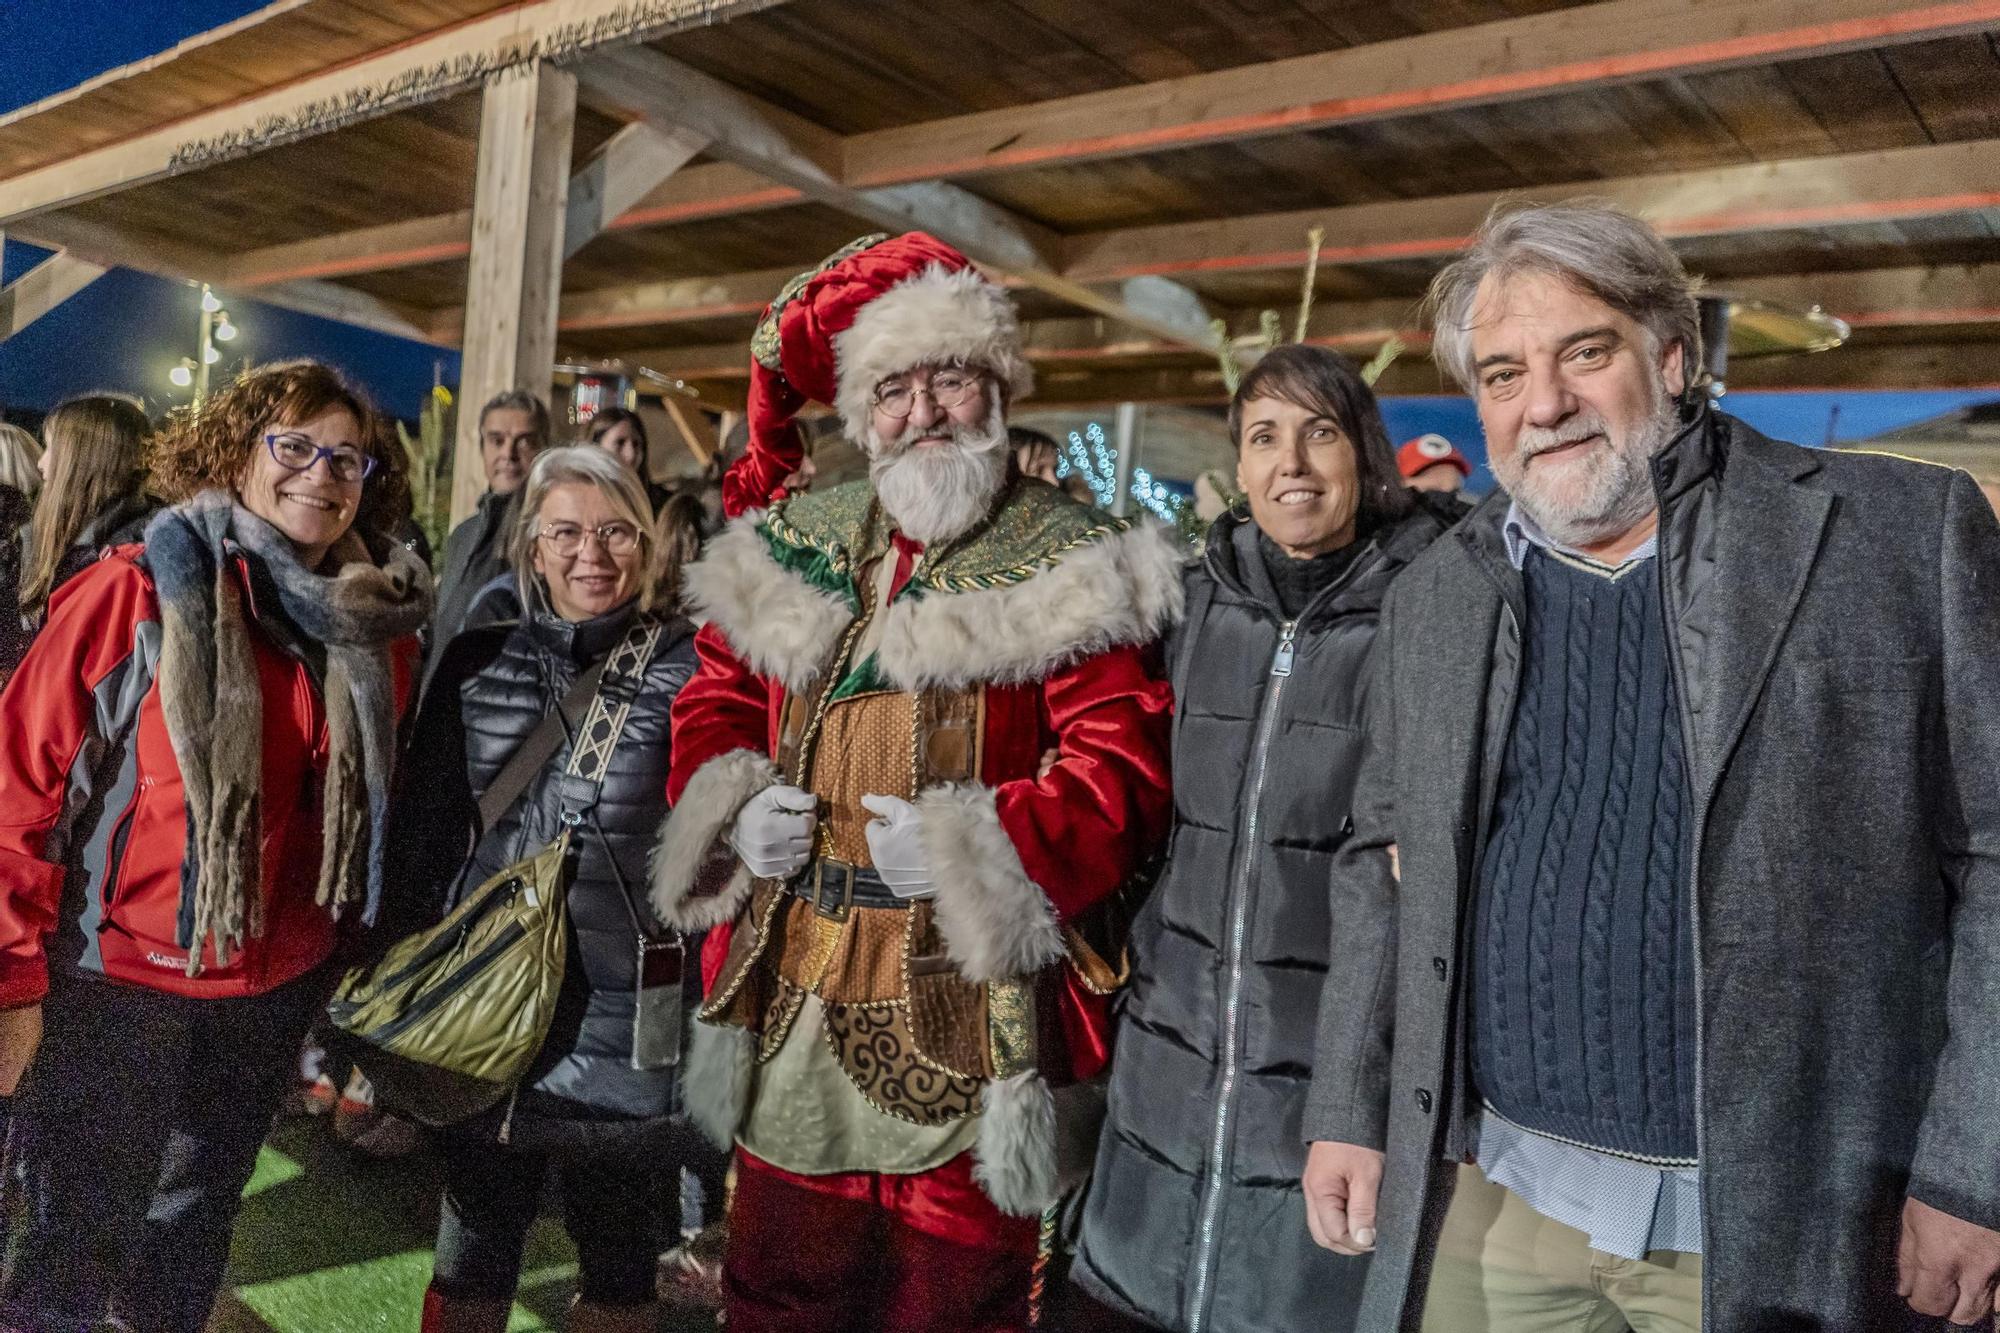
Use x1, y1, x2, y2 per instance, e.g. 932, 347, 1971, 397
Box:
536, 520, 641, 557
263, 432, 378, 484
871, 367, 987, 420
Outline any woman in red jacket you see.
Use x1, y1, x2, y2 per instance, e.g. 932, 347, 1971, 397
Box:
0, 360, 430, 1333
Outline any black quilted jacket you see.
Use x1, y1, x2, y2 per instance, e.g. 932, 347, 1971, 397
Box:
386, 598, 698, 1121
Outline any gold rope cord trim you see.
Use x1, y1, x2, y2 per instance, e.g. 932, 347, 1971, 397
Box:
698, 881, 788, 1020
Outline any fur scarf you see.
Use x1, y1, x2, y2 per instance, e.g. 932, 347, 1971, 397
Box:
144, 490, 432, 975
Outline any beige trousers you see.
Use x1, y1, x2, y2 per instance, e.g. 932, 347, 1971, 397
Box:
1420, 1163, 1702, 1333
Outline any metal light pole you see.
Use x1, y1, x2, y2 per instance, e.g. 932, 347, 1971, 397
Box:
172, 285, 236, 403
194, 286, 217, 401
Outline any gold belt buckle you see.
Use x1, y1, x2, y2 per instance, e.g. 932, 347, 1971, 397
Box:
810, 858, 856, 920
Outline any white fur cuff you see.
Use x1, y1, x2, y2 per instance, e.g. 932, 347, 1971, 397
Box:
651, 748, 780, 930
975, 1071, 1059, 1216
916, 783, 1064, 983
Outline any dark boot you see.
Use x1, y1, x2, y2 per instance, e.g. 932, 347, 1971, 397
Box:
420, 1286, 512, 1333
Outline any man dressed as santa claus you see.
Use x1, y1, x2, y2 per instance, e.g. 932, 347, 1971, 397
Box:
651, 232, 1179, 1330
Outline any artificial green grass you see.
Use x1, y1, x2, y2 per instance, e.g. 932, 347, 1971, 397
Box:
211, 1116, 711, 1333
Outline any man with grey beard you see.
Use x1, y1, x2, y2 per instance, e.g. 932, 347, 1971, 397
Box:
1302, 201, 2000, 1332
653, 233, 1180, 1331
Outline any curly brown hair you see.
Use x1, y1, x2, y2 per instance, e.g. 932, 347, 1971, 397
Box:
149, 359, 410, 539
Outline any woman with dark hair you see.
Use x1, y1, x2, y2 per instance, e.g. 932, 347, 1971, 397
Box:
16, 394, 157, 632
1068, 344, 1444, 1333
387, 446, 709, 1333
0, 359, 431, 1333
587, 406, 674, 514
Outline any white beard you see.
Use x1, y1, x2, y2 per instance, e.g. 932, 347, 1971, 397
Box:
868, 410, 1010, 546
1493, 379, 1678, 550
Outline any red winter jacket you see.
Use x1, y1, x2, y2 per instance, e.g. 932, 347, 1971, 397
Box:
0, 547, 419, 1005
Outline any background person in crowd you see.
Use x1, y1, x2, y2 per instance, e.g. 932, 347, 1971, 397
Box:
1009, 424, 1061, 485
1396, 432, 1474, 498
385, 446, 708, 1333
1303, 200, 2000, 1333
1069, 344, 1444, 1333
651, 232, 1178, 1332
428, 388, 547, 672
16, 393, 157, 632
0, 422, 40, 680
0, 359, 430, 1333
0, 421, 42, 500
587, 406, 675, 514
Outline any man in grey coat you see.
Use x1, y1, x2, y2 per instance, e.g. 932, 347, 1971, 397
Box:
1302, 200, 2000, 1332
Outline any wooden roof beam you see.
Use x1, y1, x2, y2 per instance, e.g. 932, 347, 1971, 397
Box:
206, 0, 2000, 289
0, 0, 786, 226
0, 250, 107, 341
222, 158, 789, 288
575, 44, 1229, 358
562, 121, 710, 258
1719, 264, 2000, 331
1063, 138, 2000, 281
611, 263, 2000, 380
843, 0, 2000, 187
10, 213, 444, 344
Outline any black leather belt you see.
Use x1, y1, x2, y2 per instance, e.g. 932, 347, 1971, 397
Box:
784, 856, 907, 917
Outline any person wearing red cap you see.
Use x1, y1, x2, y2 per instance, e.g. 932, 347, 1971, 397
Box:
1396, 433, 1473, 498
650, 233, 1179, 1331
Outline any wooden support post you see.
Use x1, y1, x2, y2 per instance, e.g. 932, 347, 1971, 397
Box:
452, 60, 576, 526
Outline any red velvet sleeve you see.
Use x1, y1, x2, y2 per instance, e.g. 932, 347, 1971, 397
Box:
667, 622, 779, 805
990, 643, 1173, 924
721, 367, 806, 519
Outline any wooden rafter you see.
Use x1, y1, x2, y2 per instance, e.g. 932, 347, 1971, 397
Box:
173, 0, 2000, 292
0, 251, 108, 340
607, 263, 2000, 386
10, 213, 442, 344
840, 0, 2000, 188
1062, 138, 2000, 281
573, 44, 1227, 357
0, 0, 786, 227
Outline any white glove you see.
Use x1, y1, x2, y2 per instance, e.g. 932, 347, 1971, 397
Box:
861, 794, 935, 900
729, 785, 818, 880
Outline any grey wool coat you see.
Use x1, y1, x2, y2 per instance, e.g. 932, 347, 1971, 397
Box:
1304, 408, 2000, 1332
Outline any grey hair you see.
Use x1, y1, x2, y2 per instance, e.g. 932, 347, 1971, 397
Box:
1426, 200, 1703, 392
478, 388, 552, 447
511, 445, 665, 614
0, 423, 42, 496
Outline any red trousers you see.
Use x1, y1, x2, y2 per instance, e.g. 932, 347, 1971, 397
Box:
724, 1149, 1040, 1332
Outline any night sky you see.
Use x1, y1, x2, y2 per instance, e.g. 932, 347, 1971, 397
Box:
1, 2, 1990, 457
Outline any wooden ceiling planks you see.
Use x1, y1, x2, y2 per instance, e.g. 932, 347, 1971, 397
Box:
58, 102, 482, 250
0, 0, 513, 179
564, 204, 867, 287
1881, 34, 2000, 143
7, 0, 1998, 393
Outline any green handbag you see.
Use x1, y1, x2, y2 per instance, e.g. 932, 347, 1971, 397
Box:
326, 833, 574, 1124
328, 615, 666, 1126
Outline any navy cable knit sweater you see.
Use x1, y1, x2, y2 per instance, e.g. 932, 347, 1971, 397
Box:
1469, 548, 1699, 1163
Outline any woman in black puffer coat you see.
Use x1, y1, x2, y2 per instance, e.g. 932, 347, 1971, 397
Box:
385, 446, 714, 1333
1069, 346, 1452, 1333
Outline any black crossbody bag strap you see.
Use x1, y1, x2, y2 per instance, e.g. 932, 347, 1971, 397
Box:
474, 659, 607, 835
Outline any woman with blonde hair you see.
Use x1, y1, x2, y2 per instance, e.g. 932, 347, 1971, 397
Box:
0, 422, 41, 498
385, 445, 708, 1333
17, 394, 155, 629
0, 360, 431, 1332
